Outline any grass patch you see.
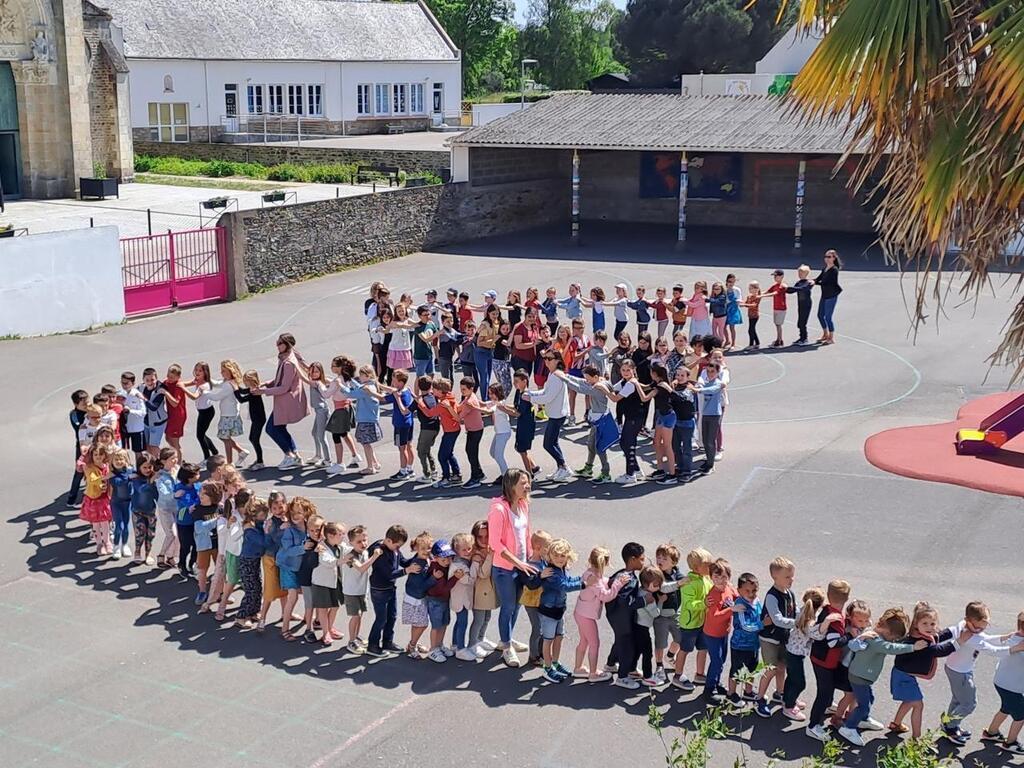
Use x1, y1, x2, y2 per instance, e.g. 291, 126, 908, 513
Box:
136, 173, 283, 192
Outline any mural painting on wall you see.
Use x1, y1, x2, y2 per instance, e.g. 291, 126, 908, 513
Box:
639, 152, 742, 201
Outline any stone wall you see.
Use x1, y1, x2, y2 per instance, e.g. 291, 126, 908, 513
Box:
133, 140, 450, 173
84, 31, 117, 175
469, 146, 568, 186
221, 180, 565, 295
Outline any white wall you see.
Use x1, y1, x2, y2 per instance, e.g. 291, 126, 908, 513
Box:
756, 24, 824, 75
471, 102, 529, 126
679, 74, 780, 96
128, 58, 462, 131
0, 227, 125, 337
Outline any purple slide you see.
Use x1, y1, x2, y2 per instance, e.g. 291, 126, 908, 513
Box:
979, 392, 1024, 437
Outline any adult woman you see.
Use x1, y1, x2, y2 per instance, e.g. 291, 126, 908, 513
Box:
510, 307, 540, 374
814, 249, 843, 345
475, 304, 501, 395
487, 468, 538, 667
526, 351, 572, 482
257, 334, 308, 469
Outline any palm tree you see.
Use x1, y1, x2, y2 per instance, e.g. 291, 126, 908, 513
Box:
749, 0, 1024, 378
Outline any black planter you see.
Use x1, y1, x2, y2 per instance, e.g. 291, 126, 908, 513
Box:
202, 198, 229, 210
80, 177, 119, 200
0, 229, 14, 238
262, 191, 286, 202
405, 177, 429, 188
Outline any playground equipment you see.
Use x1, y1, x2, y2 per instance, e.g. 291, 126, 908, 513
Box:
955, 392, 1024, 455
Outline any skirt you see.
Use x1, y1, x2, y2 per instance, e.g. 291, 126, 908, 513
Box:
493, 359, 512, 397
80, 495, 112, 523
690, 317, 713, 338
726, 305, 743, 326
261, 554, 287, 600
225, 551, 240, 584
387, 348, 413, 370
355, 422, 383, 446
311, 584, 341, 609
217, 415, 244, 439
326, 406, 354, 435
402, 597, 429, 627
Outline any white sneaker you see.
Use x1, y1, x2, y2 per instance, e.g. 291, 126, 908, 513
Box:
248, 461, 265, 471
472, 643, 490, 658
234, 449, 250, 467
276, 456, 296, 470
838, 726, 864, 746
552, 467, 574, 482
612, 677, 641, 690
481, 639, 498, 651
144, 555, 155, 566
615, 473, 639, 486
441, 646, 455, 658
714, 452, 724, 462
112, 548, 122, 560
455, 648, 477, 662
122, 544, 132, 558
427, 647, 447, 663
326, 463, 343, 476
502, 646, 521, 667
859, 717, 885, 731
653, 668, 667, 685
806, 724, 830, 742
347, 457, 362, 468
510, 639, 529, 652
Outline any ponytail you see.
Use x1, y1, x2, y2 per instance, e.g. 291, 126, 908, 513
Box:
796, 587, 826, 632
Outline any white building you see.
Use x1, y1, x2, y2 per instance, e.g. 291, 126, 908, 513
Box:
678, 23, 824, 96
101, 0, 462, 141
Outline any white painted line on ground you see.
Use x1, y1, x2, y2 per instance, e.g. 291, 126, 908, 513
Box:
306, 694, 419, 768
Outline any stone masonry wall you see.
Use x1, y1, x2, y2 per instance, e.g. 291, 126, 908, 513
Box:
133, 140, 450, 173
469, 146, 568, 186
84, 31, 118, 176
221, 180, 565, 295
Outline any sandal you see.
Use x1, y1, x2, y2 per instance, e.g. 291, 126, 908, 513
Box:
215, 611, 226, 621
888, 722, 908, 734
281, 631, 298, 642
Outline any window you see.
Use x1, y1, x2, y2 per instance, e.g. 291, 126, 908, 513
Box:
374, 83, 390, 115
410, 83, 424, 114
246, 84, 263, 114
307, 84, 323, 116
356, 84, 371, 116
147, 102, 189, 142
287, 84, 304, 115
392, 83, 407, 114
432, 82, 444, 113
267, 84, 284, 114
224, 84, 238, 117
163, 74, 174, 93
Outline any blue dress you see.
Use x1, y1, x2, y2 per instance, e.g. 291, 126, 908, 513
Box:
725, 287, 743, 326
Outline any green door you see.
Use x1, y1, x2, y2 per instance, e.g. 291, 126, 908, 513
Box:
0, 62, 21, 198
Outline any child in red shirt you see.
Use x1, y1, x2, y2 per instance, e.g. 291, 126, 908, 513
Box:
456, 377, 485, 487
416, 379, 462, 488
762, 270, 789, 348
703, 558, 739, 701
163, 364, 188, 460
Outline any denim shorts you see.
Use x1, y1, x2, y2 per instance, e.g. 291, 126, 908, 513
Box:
279, 567, 300, 591
679, 626, 706, 652
425, 597, 451, 628
890, 668, 922, 702
145, 424, 166, 447
539, 614, 565, 640
655, 411, 677, 429
393, 424, 414, 447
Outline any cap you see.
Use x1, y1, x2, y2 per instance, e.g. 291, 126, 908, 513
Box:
431, 539, 455, 558
772, 269, 784, 276
425, 289, 437, 297
483, 290, 497, 300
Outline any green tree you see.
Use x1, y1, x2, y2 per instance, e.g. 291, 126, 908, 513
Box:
521, 0, 624, 90
424, 0, 518, 95
614, 0, 796, 85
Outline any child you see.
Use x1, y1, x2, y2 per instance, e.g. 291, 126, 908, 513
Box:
277, 497, 313, 640
402, 531, 436, 659
627, 285, 651, 336
305, 361, 332, 468
651, 286, 671, 339
763, 270, 788, 348
555, 366, 616, 483
727, 573, 764, 705
742, 281, 762, 349
832, 600, 874, 727
449, 532, 478, 661
806, 579, 853, 742
172, 462, 202, 579
118, 372, 147, 459
724, 274, 744, 350
632, 567, 664, 687
587, 329, 610, 377
468, 519, 497, 655
341, 365, 387, 474
341, 525, 380, 654
437, 312, 464, 383
311, 521, 344, 646
638, 363, 677, 483
556, 282, 584, 324
686, 281, 712, 338
670, 285, 688, 339
606, 542, 649, 691
653, 545, 684, 684
781, 587, 832, 721
381, 370, 416, 479
708, 282, 728, 342
215, 487, 249, 621
702, 558, 739, 702
234, 369, 267, 470
411, 376, 440, 482
482, 383, 514, 482
670, 367, 698, 481
296, 513, 324, 642
755, 557, 798, 717
608, 283, 630, 341
889, 602, 961, 738
154, 447, 179, 568
838, 608, 926, 747
236, 497, 267, 629
163, 364, 187, 460
67, 389, 90, 507
79, 443, 112, 556
365, 524, 420, 658
521, 530, 554, 667
540, 287, 560, 335
581, 286, 606, 333
983, 611, 1024, 754
108, 448, 135, 560
573, 546, 629, 682
512, 371, 539, 475
257, 491, 289, 633
535, 538, 584, 683
424, 539, 464, 663
456, 377, 486, 488
415, 379, 462, 489
130, 453, 159, 565
323, 356, 360, 474
192, 482, 223, 607
671, 548, 713, 691
77, 404, 102, 455
458, 320, 478, 388
787, 265, 815, 345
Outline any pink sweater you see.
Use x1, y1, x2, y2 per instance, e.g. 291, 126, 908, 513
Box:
573, 568, 625, 621
487, 497, 532, 571
686, 293, 709, 321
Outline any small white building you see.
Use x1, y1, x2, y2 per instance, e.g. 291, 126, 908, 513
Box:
101, 0, 462, 141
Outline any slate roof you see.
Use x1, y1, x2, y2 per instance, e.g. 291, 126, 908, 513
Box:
454, 92, 860, 154
102, 0, 459, 62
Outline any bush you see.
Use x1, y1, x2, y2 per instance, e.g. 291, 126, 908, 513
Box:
134, 155, 156, 173
306, 164, 355, 184
265, 163, 307, 182
204, 159, 236, 178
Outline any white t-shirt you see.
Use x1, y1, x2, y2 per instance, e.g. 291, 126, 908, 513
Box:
215, 516, 228, 555
226, 512, 244, 556
194, 381, 213, 410
206, 380, 239, 417
340, 544, 370, 596
614, 380, 637, 398
493, 406, 512, 434
389, 327, 412, 352
512, 509, 528, 561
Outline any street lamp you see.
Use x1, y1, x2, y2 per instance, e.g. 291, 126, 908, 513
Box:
521, 58, 538, 108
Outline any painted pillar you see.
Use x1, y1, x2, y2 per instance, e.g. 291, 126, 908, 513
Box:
571, 149, 580, 244
794, 158, 807, 250
677, 151, 689, 242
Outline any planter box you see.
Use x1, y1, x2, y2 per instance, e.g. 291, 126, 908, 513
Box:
79, 177, 119, 200
262, 191, 286, 203
202, 198, 229, 210
405, 178, 429, 188
0, 229, 14, 238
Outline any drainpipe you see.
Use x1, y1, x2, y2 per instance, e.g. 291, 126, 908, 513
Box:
203, 61, 211, 142
340, 61, 347, 136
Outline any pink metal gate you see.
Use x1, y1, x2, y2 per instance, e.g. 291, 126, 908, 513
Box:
121, 227, 228, 316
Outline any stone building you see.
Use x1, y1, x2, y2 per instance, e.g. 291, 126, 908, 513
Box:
0, 0, 132, 199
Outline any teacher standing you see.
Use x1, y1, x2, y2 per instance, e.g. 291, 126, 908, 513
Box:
815, 249, 843, 345
258, 333, 309, 469
487, 468, 537, 668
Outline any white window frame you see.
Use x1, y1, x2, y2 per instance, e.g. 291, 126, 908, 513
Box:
356, 83, 372, 116
247, 84, 264, 114
287, 84, 304, 115
267, 84, 284, 114
147, 102, 189, 143
374, 83, 391, 115
307, 84, 323, 116
392, 83, 408, 115
410, 83, 424, 114
432, 82, 444, 114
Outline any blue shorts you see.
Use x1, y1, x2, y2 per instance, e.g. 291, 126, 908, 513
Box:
568, 368, 584, 379
425, 597, 450, 628
655, 411, 677, 429
890, 668, 923, 702
279, 568, 300, 591
145, 424, 166, 447
393, 424, 414, 447
539, 614, 565, 640
996, 685, 1024, 721
679, 626, 706, 653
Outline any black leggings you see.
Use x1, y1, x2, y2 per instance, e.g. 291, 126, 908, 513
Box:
620, 416, 643, 474
176, 523, 196, 574
196, 406, 218, 460
465, 429, 484, 479
248, 412, 266, 464
748, 316, 760, 346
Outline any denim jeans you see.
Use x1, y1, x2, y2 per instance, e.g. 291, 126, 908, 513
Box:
492, 566, 523, 644
368, 587, 397, 649
542, 416, 566, 468
111, 499, 131, 547
818, 296, 838, 333
265, 413, 296, 454
452, 607, 470, 649
473, 347, 493, 395
438, 430, 461, 479
414, 357, 435, 377
672, 419, 695, 475
845, 681, 874, 729
703, 632, 728, 690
